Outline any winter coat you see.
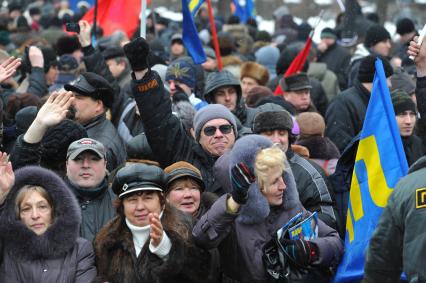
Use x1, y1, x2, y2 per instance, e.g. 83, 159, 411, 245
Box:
402, 134, 424, 166
0, 166, 96, 282
296, 136, 341, 175
307, 62, 340, 102
94, 204, 211, 283
65, 178, 116, 242
193, 135, 343, 283
131, 70, 221, 194
286, 149, 338, 230
83, 112, 127, 172
233, 99, 258, 128
317, 42, 351, 90
325, 80, 370, 153
364, 156, 426, 282
15, 67, 48, 98
414, 76, 426, 151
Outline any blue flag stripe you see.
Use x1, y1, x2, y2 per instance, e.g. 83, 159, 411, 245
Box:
182, 0, 206, 64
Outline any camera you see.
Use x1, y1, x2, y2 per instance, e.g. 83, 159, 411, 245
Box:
65, 23, 80, 34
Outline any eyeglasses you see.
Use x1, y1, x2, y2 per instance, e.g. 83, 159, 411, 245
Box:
203, 124, 233, 136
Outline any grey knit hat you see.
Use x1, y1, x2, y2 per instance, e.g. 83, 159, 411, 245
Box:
193, 104, 237, 141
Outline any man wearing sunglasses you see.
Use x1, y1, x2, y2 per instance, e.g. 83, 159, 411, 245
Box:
123, 37, 237, 195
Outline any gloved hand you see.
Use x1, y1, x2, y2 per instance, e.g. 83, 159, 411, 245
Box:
281, 238, 319, 267
230, 162, 255, 204
123, 37, 150, 71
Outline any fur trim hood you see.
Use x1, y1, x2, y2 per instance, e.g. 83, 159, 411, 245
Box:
0, 166, 81, 260
217, 135, 300, 224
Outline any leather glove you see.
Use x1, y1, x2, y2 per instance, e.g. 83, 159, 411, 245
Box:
281, 239, 319, 267
123, 37, 150, 71
230, 162, 255, 204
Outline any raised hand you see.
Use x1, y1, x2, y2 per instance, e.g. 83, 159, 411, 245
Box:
149, 212, 164, 247
123, 37, 150, 72
78, 20, 92, 48
0, 152, 14, 203
36, 90, 74, 128
408, 35, 426, 76
0, 56, 21, 83
28, 46, 44, 68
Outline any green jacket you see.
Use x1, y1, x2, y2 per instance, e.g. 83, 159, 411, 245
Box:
364, 156, 426, 282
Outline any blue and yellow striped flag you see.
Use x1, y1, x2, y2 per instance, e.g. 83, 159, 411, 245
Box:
189, 0, 204, 16
182, 0, 206, 64
333, 58, 409, 282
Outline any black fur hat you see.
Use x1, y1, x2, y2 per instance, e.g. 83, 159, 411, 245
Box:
252, 110, 293, 134
56, 35, 81, 56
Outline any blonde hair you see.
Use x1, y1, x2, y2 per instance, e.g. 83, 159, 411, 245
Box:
15, 185, 54, 218
254, 145, 286, 192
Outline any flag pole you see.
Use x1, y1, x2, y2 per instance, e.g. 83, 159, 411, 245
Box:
205, 0, 222, 71
92, 0, 98, 45
140, 0, 147, 38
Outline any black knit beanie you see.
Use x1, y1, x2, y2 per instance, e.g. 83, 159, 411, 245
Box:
391, 89, 416, 115
396, 18, 415, 36
358, 55, 393, 83
364, 24, 391, 48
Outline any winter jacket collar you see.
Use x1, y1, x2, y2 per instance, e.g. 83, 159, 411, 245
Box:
65, 177, 109, 201
83, 112, 107, 130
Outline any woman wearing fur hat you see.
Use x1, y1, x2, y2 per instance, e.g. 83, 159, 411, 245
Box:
94, 163, 210, 282
193, 135, 343, 283
0, 165, 96, 282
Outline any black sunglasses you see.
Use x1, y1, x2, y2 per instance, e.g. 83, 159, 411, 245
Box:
203, 124, 233, 136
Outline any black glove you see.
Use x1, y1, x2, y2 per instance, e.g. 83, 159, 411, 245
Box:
123, 37, 150, 71
230, 162, 255, 204
281, 239, 319, 267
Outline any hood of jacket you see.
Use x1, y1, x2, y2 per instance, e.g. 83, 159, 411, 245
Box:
0, 166, 81, 260
216, 135, 300, 225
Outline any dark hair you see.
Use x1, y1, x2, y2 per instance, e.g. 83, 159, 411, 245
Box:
113, 190, 166, 216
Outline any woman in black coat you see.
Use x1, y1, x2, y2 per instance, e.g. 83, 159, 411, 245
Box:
0, 165, 97, 282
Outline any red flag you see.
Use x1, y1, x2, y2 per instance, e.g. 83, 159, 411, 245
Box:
274, 36, 313, 95
82, 0, 151, 38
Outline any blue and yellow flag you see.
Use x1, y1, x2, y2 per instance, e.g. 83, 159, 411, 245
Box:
232, 0, 254, 23
189, 0, 204, 16
182, 0, 206, 64
333, 58, 408, 282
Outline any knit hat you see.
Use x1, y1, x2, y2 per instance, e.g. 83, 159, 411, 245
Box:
164, 161, 205, 194
358, 55, 393, 83
41, 119, 88, 164
396, 18, 415, 36
193, 104, 237, 141
391, 89, 416, 115
296, 112, 325, 139
279, 72, 312, 91
58, 54, 78, 72
391, 67, 415, 95
364, 24, 391, 48
245, 85, 273, 107
204, 70, 242, 103
255, 45, 280, 78
252, 110, 293, 133
320, 27, 337, 40
170, 33, 183, 45
165, 60, 196, 89
64, 72, 115, 109
15, 106, 38, 135
56, 35, 81, 56
240, 62, 269, 86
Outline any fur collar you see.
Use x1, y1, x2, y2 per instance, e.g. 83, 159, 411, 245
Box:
0, 166, 81, 260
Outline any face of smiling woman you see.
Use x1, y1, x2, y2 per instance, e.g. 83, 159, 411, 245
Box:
166, 178, 201, 216
123, 191, 163, 227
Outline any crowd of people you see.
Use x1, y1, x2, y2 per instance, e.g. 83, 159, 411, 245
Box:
0, 0, 425, 282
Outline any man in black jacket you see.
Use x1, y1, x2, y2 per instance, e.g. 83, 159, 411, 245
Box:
325, 55, 393, 153
64, 72, 126, 172
122, 37, 237, 195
